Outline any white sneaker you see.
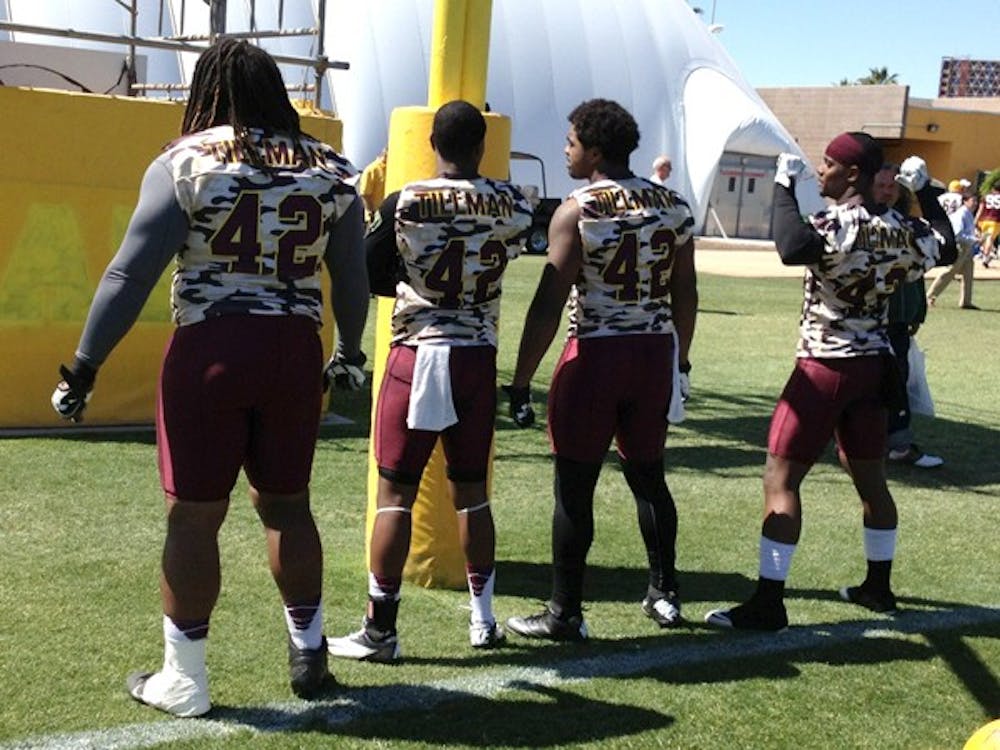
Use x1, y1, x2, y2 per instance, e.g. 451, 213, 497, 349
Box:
126, 668, 210, 718
469, 619, 506, 648
328, 622, 401, 663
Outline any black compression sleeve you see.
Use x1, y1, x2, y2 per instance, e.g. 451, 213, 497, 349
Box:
772, 183, 825, 265
914, 185, 958, 266
365, 191, 402, 297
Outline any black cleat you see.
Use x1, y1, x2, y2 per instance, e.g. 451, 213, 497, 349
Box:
506, 605, 588, 642
288, 635, 335, 698
705, 598, 788, 632
642, 592, 683, 628
839, 585, 898, 614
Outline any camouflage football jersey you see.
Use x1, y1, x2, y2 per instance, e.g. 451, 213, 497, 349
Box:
164, 125, 358, 326
567, 177, 695, 338
391, 177, 533, 347
797, 196, 943, 358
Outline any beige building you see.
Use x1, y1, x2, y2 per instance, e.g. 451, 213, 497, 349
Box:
757, 84, 1000, 188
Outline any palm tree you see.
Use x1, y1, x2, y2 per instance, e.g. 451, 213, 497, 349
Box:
856, 67, 899, 85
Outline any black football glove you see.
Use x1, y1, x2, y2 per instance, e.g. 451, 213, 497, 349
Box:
323, 351, 367, 392
502, 384, 535, 428
51, 362, 96, 423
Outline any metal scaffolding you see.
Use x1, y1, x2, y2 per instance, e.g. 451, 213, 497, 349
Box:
0, 0, 347, 107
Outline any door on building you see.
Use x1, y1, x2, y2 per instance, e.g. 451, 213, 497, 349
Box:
703, 153, 776, 239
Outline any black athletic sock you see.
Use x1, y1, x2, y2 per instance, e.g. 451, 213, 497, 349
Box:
621, 456, 678, 597
550, 455, 602, 617
863, 560, 893, 593
754, 576, 786, 605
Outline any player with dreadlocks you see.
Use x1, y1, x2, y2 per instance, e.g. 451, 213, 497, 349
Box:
51, 39, 369, 716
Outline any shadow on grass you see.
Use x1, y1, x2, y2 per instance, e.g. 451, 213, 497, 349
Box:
498, 560, 753, 605
208, 682, 674, 746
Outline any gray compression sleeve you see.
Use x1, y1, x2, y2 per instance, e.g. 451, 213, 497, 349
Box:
75, 157, 187, 368
325, 196, 369, 359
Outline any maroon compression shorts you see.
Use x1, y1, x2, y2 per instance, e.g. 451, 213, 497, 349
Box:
374, 344, 497, 484
547, 334, 673, 464
157, 314, 323, 500
768, 355, 890, 464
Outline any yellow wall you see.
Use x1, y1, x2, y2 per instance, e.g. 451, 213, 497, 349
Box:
895, 104, 1000, 185
0, 86, 343, 428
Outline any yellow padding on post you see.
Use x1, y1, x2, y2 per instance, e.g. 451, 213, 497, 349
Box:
365, 106, 511, 588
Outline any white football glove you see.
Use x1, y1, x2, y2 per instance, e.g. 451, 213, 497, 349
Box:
323, 352, 367, 392
774, 153, 807, 189
895, 156, 929, 192
51, 364, 95, 423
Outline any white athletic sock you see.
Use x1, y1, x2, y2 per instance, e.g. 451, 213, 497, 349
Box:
284, 598, 323, 651
467, 566, 496, 624
162, 615, 207, 677
863, 527, 897, 562
758, 537, 797, 582
368, 572, 401, 601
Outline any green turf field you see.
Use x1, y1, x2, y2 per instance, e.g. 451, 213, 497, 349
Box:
1, 256, 997, 749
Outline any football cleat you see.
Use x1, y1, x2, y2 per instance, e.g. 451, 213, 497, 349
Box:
469, 619, 506, 649
506, 605, 588, 642
126, 668, 210, 718
328, 620, 401, 663
705, 598, 788, 632
642, 593, 682, 628
839, 585, 898, 614
288, 636, 334, 698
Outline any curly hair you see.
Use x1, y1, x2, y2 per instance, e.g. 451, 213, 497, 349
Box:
181, 39, 302, 167
567, 99, 640, 164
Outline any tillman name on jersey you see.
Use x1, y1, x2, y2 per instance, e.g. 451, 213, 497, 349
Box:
855, 222, 914, 251
587, 186, 677, 217
199, 138, 336, 169
414, 190, 516, 220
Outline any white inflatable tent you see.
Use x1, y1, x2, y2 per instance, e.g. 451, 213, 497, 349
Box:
1, 0, 823, 233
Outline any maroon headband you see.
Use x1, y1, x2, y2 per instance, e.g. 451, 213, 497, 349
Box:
825, 132, 881, 176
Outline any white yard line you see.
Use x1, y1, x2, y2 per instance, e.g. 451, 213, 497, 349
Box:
5, 604, 998, 750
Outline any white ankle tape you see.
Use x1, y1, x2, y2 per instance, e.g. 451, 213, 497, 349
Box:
457, 500, 491, 515
375, 505, 412, 515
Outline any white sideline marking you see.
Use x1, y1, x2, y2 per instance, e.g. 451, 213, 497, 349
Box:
5, 605, 998, 749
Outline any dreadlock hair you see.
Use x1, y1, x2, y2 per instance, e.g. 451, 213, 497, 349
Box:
567, 99, 640, 166
181, 38, 302, 167
431, 100, 486, 164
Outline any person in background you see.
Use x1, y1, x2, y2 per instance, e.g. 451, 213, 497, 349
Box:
328, 100, 533, 662
503, 99, 697, 641
705, 135, 955, 632
928, 186, 980, 310
873, 164, 944, 469
975, 174, 1000, 267
50, 39, 369, 716
357, 148, 388, 225
650, 154, 673, 186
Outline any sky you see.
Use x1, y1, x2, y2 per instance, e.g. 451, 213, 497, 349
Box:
691, 0, 1000, 99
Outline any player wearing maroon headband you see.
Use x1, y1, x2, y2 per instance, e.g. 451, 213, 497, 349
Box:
705, 132, 956, 631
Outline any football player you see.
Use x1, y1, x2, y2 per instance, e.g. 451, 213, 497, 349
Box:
51, 39, 369, 715
503, 98, 698, 640
327, 100, 533, 662
705, 133, 956, 632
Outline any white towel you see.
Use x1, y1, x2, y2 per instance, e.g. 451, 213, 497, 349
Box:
407, 344, 458, 431
667, 330, 685, 425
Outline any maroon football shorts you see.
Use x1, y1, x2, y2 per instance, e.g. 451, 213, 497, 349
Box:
547, 334, 673, 464
768, 355, 889, 464
374, 344, 497, 484
157, 314, 323, 500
